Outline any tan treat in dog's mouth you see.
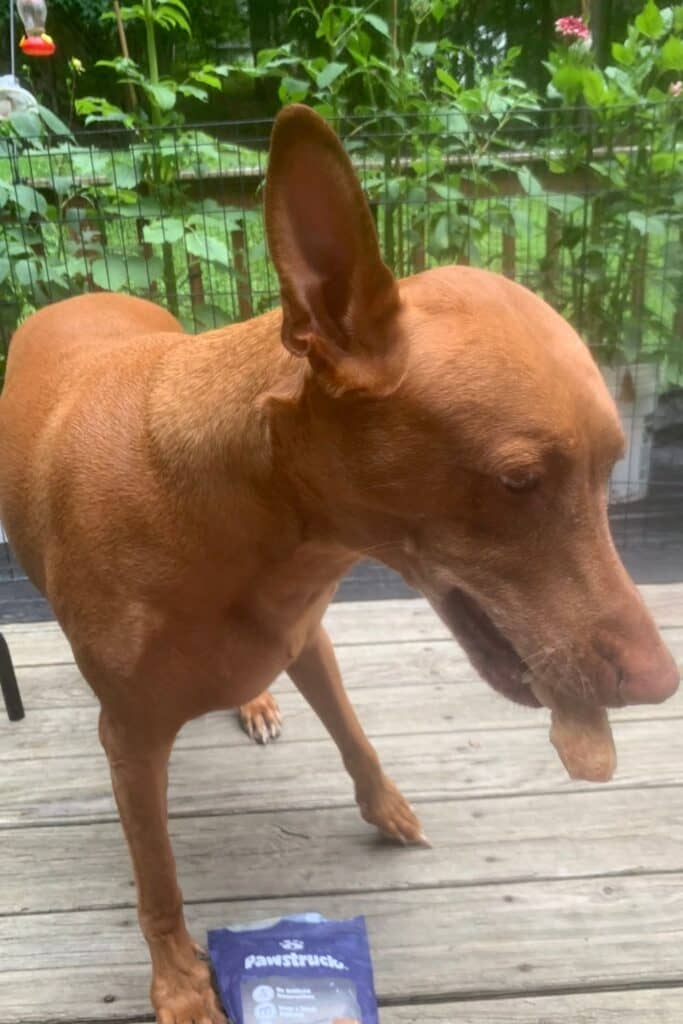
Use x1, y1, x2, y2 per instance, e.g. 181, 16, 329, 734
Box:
531, 680, 616, 782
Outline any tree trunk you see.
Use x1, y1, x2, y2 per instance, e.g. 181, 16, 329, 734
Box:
247, 0, 283, 58
585, 0, 613, 68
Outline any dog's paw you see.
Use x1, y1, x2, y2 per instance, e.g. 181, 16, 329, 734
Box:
239, 692, 282, 745
356, 774, 430, 847
152, 945, 226, 1024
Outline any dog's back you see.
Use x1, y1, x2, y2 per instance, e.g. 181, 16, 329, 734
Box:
0, 293, 183, 587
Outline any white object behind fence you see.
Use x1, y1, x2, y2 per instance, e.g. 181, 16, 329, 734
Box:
603, 363, 659, 504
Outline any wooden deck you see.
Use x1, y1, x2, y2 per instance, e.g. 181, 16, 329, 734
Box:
2, 587, 683, 1023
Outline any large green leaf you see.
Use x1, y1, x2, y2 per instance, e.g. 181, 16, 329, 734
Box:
7, 110, 43, 140
435, 67, 460, 95
37, 105, 74, 139
582, 69, 607, 106
13, 259, 36, 288
430, 182, 462, 201
658, 34, 683, 71
184, 302, 230, 331
177, 83, 209, 102
278, 77, 310, 103
92, 255, 128, 291
546, 193, 584, 214
143, 218, 185, 244
126, 256, 164, 289
13, 185, 48, 217
552, 64, 586, 101
154, 0, 191, 34
431, 0, 447, 21
190, 69, 224, 90
430, 213, 450, 252
627, 210, 668, 236
635, 0, 665, 38
101, 4, 145, 22
75, 97, 134, 127
145, 82, 177, 112
186, 231, 231, 268
316, 61, 347, 90
516, 167, 545, 197
362, 13, 391, 39
412, 42, 437, 57
97, 56, 142, 79
611, 41, 635, 66
652, 150, 683, 173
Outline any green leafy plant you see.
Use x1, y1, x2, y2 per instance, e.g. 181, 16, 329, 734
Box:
0, 98, 76, 385
76, 0, 231, 127
1, 0, 682, 398
543, 3, 683, 377
219, 2, 539, 269
70, 0, 238, 316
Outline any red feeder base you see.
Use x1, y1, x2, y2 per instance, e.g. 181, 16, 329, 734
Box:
20, 34, 56, 57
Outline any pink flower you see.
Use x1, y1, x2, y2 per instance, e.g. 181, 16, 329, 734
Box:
555, 15, 592, 43
669, 81, 683, 97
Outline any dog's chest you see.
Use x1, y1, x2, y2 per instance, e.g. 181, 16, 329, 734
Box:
70, 543, 352, 714
156, 584, 334, 712
200, 552, 348, 707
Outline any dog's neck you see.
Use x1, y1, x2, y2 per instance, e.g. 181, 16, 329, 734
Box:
148, 308, 287, 476
146, 309, 351, 552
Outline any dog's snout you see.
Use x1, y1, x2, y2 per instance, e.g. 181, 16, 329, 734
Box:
598, 599, 680, 706
618, 648, 679, 705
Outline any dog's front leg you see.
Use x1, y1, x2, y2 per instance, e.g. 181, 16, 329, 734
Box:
287, 628, 428, 846
99, 710, 225, 1024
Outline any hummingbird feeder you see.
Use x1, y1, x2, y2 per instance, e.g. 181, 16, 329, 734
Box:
17, 0, 55, 57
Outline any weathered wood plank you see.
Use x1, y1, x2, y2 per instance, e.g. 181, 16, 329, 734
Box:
13, 661, 91, 707
2, 679, 514, 761
384, 990, 683, 1022
113, 991, 683, 1024
5, 671, 683, 763
3, 875, 683, 1018
9, 639, 475, 709
16, 628, 683, 714
0, 966, 152, 1024
1, 717, 682, 827
6, 988, 683, 1024
3, 788, 683, 915
3, 584, 682, 666
640, 582, 683, 626
9, 622, 683, 726
0, 620, 71, 666
5, 599, 455, 668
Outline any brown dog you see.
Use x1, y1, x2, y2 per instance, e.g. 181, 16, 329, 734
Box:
0, 105, 678, 1022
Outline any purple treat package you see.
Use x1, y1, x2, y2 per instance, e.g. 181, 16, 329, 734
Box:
208, 915, 379, 1024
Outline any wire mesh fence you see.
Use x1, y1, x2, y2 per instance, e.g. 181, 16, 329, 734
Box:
0, 104, 682, 592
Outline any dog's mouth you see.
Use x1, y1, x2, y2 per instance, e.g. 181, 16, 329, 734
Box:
435, 586, 541, 708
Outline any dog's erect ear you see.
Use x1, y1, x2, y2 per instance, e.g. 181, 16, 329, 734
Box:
265, 105, 399, 379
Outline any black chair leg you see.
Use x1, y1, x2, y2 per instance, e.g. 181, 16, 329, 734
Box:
0, 631, 24, 722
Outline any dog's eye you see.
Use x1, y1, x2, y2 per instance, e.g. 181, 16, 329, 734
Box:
499, 472, 540, 493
